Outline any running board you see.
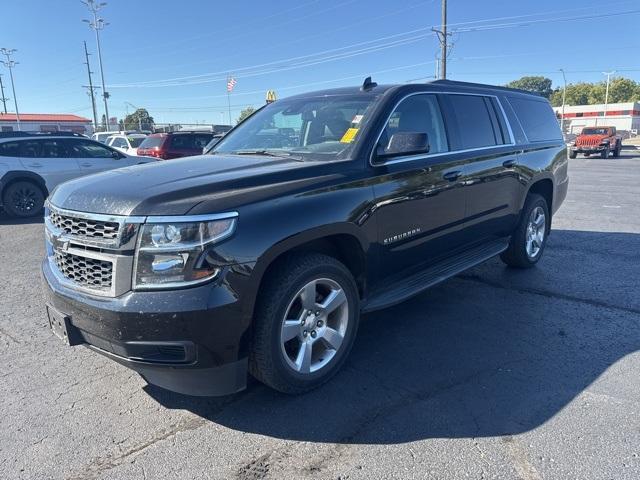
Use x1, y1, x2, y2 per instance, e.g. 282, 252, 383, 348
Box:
362, 239, 509, 313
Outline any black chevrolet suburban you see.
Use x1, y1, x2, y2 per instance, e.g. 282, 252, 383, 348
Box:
42, 79, 568, 396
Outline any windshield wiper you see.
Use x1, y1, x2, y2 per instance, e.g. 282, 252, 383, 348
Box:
227, 150, 304, 161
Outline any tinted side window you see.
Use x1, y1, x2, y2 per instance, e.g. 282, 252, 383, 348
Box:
507, 97, 562, 142
18, 140, 43, 158
0, 141, 20, 157
67, 139, 115, 158
39, 140, 68, 158
378, 94, 448, 157
447, 95, 500, 149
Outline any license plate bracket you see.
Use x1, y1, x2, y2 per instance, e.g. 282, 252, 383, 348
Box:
46, 305, 83, 346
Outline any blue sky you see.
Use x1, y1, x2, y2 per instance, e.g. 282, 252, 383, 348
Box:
2, 0, 640, 125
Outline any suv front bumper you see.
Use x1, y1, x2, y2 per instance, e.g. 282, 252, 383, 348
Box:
42, 258, 252, 396
570, 145, 608, 154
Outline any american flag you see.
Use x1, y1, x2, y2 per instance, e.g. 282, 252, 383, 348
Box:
227, 76, 237, 93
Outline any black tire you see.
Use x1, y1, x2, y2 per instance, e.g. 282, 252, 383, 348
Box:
601, 147, 610, 159
2, 180, 45, 218
249, 253, 360, 394
568, 151, 577, 159
500, 194, 550, 269
612, 145, 621, 158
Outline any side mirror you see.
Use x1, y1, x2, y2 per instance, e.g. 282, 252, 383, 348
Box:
111, 150, 123, 159
378, 132, 429, 159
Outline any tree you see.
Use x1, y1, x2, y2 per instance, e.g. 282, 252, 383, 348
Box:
505, 76, 553, 98
549, 77, 640, 106
123, 108, 154, 131
237, 107, 256, 124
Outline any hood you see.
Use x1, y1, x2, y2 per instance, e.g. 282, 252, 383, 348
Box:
49, 154, 330, 216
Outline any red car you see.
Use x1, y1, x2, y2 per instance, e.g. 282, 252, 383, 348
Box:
137, 131, 214, 160
569, 126, 622, 159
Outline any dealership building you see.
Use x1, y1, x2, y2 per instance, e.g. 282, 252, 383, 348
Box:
0, 113, 92, 134
553, 102, 640, 135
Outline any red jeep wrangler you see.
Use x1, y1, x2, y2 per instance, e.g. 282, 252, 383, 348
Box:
569, 126, 622, 159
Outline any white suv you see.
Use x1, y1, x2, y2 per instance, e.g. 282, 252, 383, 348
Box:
0, 132, 151, 218
105, 133, 147, 156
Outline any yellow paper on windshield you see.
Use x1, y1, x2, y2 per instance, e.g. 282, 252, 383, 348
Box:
340, 128, 359, 143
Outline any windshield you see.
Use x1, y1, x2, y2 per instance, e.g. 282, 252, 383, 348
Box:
213, 94, 379, 161
582, 128, 609, 135
128, 137, 146, 147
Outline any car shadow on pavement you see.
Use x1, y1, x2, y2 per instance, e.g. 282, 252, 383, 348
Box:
144, 229, 640, 444
0, 211, 44, 226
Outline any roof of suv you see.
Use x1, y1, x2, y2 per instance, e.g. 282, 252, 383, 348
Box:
0, 131, 87, 140
284, 79, 545, 100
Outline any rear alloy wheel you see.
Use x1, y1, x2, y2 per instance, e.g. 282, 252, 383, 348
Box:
500, 193, 549, 268
2, 181, 45, 218
250, 253, 359, 394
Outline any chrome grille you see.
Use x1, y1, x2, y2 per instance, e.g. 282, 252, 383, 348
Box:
49, 209, 120, 240
53, 250, 113, 290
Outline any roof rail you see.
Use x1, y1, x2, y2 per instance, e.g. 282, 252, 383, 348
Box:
0, 131, 86, 139
429, 79, 542, 97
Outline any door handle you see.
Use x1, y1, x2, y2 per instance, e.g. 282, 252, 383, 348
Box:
80, 162, 92, 167
443, 170, 462, 182
503, 159, 517, 168
27, 163, 43, 168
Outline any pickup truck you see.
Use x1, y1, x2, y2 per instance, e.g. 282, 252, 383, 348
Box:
42, 79, 568, 396
569, 126, 622, 158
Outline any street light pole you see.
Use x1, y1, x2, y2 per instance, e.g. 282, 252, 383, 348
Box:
82, 1, 110, 132
602, 71, 615, 126
0, 48, 20, 130
559, 69, 567, 134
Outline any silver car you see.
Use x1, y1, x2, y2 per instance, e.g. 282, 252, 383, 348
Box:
0, 132, 150, 217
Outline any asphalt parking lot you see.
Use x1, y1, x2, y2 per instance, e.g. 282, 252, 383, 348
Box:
1, 149, 639, 480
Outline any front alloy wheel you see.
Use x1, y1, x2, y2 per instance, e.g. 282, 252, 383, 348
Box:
280, 278, 349, 374
250, 253, 359, 394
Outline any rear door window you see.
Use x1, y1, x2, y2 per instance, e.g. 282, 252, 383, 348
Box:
38, 140, 68, 158
445, 95, 502, 149
0, 141, 20, 157
507, 96, 563, 142
18, 140, 43, 158
170, 134, 213, 150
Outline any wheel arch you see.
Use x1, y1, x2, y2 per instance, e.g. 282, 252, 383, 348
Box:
242, 224, 369, 321
526, 177, 554, 214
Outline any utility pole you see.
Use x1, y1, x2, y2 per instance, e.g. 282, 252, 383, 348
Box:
83, 41, 99, 131
0, 74, 8, 114
82, 1, 110, 131
0, 48, 20, 130
559, 69, 567, 133
431, 0, 451, 80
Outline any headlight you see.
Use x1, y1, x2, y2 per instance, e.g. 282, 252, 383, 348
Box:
133, 214, 237, 289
